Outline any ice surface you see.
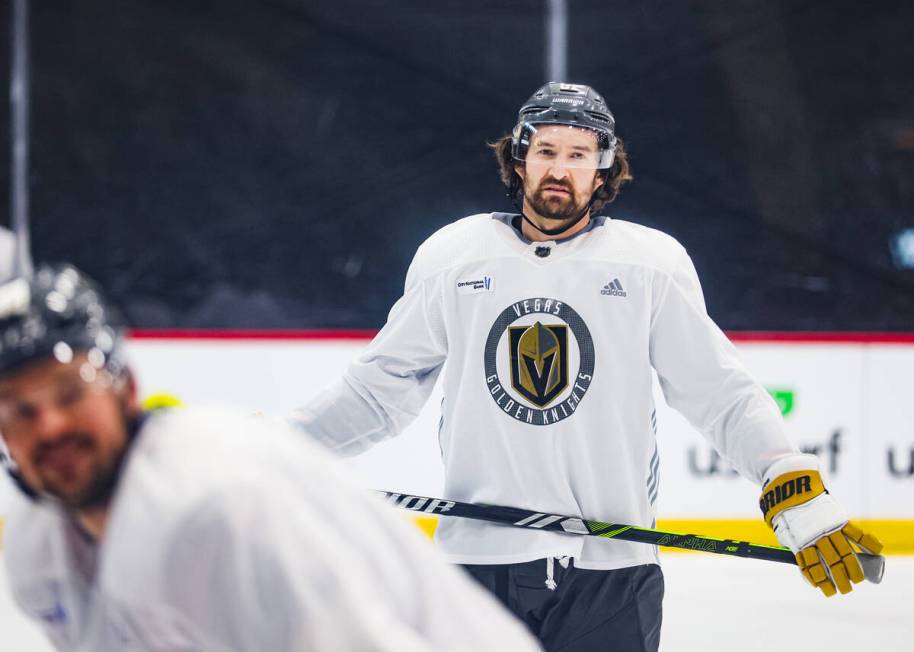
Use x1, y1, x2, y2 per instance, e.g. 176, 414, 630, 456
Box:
660, 553, 913, 651
0, 552, 910, 650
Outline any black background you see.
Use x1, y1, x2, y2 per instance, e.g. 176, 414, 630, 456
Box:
1, 1, 912, 330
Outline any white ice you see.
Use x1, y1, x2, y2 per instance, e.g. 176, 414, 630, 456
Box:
660, 553, 913, 651
1, 552, 911, 651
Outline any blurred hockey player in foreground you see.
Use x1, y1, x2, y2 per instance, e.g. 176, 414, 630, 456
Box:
0, 265, 540, 651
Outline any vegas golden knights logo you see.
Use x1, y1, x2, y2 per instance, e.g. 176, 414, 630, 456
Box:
485, 297, 594, 426
509, 322, 569, 408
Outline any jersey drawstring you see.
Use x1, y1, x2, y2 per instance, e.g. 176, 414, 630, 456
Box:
545, 556, 570, 591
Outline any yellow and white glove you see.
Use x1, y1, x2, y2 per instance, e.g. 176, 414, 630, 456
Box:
760, 454, 883, 597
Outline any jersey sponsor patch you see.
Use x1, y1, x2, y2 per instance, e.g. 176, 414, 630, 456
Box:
456, 276, 494, 294
483, 297, 594, 426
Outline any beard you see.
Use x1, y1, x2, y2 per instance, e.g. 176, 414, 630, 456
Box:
31, 412, 131, 510
524, 178, 589, 222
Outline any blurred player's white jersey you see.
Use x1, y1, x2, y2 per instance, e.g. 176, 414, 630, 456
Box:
3, 407, 540, 651
295, 213, 798, 569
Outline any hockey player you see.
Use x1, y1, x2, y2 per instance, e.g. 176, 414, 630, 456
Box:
293, 82, 883, 650
0, 265, 540, 651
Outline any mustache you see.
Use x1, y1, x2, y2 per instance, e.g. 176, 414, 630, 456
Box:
33, 433, 95, 466
537, 177, 574, 193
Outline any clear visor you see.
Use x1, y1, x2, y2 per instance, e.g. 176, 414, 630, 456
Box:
0, 347, 122, 438
515, 123, 615, 170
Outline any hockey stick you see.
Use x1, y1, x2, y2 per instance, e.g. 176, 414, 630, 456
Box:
9, 0, 34, 279
380, 491, 884, 584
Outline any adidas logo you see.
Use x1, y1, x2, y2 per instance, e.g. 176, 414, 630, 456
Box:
601, 278, 627, 297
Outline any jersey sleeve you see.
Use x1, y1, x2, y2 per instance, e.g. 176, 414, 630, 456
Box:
158, 491, 435, 651
99, 408, 538, 651
291, 251, 448, 456
157, 478, 538, 651
649, 247, 799, 483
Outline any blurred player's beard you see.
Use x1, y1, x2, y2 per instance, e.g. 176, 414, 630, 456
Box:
524, 177, 590, 223
31, 413, 130, 510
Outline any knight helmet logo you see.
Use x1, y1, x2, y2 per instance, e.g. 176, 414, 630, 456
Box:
509, 321, 569, 408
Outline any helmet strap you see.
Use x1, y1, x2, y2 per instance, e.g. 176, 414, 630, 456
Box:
7, 468, 38, 500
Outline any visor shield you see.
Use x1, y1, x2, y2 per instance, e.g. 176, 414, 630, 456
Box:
514, 123, 616, 170
0, 354, 121, 441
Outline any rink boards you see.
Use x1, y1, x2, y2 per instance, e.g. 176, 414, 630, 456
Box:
1, 331, 912, 551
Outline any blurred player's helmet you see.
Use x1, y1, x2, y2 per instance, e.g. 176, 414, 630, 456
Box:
0, 264, 128, 497
0, 264, 126, 379
511, 82, 617, 169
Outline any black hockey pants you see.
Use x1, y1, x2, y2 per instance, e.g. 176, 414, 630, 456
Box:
461, 559, 663, 652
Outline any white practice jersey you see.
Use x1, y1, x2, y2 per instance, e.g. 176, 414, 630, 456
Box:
295, 213, 799, 569
3, 407, 540, 651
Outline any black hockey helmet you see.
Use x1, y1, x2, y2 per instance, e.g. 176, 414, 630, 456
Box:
0, 264, 129, 499
511, 82, 617, 169
0, 264, 126, 380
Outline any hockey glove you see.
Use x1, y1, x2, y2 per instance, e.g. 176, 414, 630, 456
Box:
759, 454, 883, 597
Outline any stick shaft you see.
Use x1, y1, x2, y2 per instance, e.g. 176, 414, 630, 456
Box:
10, 0, 33, 278
380, 491, 796, 564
